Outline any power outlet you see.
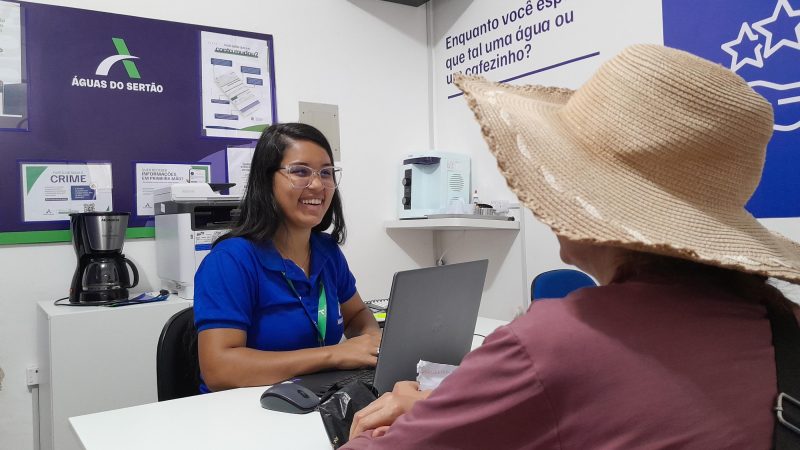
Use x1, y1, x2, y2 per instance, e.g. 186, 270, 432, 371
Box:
26, 366, 39, 387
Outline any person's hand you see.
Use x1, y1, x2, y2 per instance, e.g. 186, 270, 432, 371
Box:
349, 381, 431, 440
332, 333, 381, 369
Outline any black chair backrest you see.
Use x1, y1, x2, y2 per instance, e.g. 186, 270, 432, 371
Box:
156, 307, 200, 401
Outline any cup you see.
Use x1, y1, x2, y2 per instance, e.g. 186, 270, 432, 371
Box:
446, 198, 471, 214
475, 205, 495, 215
489, 200, 510, 214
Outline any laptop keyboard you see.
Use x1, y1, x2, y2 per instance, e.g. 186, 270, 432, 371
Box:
366, 298, 389, 328
311, 369, 375, 397
365, 298, 389, 312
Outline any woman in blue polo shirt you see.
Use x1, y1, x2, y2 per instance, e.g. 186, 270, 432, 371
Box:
194, 122, 381, 392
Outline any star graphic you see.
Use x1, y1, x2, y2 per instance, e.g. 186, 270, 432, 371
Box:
752, 0, 800, 58
721, 22, 765, 71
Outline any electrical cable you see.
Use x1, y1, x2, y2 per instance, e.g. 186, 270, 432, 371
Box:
54, 297, 119, 307
436, 230, 466, 266
53, 289, 171, 307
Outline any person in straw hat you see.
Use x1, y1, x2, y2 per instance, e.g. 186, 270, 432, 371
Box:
343, 44, 800, 449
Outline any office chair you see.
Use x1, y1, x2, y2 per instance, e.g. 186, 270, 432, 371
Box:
531, 269, 597, 301
156, 307, 200, 401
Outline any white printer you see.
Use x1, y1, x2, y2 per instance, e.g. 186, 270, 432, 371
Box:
154, 183, 241, 299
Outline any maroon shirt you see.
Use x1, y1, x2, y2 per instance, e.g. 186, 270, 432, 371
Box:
344, 276, 797, 449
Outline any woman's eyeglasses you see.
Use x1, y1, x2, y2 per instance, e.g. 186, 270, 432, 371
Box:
278, 165, 342, 189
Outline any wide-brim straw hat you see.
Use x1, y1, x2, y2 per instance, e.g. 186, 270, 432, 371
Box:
454, 44, 800, 283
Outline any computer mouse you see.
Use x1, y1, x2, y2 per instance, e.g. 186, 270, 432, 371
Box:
259, 382, 320, 414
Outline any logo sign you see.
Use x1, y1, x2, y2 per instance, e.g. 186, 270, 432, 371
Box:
664, 0, 800, 218
719, 0, 800, 133
71, 37, 164, 93
96, 38, 141, 79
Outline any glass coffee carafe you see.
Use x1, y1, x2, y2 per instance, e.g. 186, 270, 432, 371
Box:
81, 256, 138, 292
69, 212, 139, 303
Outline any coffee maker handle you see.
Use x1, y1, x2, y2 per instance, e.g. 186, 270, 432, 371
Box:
124, 258, 139, 289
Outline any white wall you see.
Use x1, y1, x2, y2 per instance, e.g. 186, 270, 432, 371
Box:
0, 1, 431, 449
429, 0, 800, 311
429, 0, 665, 317
761, 218, 800, 303
3, 2, 800, 449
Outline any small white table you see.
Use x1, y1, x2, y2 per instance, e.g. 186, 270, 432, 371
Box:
69, 317, 509, 450
38, 297, 193, 450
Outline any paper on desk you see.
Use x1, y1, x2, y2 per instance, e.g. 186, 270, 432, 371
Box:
416, 360, 458, 391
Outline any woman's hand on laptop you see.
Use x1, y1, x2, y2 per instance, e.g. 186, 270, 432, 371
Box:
349, 381, 431, 439
332, 333, 382, 369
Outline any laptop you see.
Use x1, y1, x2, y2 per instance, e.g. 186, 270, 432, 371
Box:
290, 259, 489, 396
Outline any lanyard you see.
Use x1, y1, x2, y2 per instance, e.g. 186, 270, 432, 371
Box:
282, 272, 327, 346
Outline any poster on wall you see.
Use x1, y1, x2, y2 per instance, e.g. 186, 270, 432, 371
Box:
134, 163, 211, 216
226, 146, 255, 197
200, 31, 273, 139
432, 1, 663, 99
20, 162, 113, 221
436, 0, 597, 99
663, 0, 800, 218
0, 2, 276, 244
0, 0, 27, 129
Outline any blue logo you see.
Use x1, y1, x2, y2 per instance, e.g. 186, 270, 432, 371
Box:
664, 0, 800, 218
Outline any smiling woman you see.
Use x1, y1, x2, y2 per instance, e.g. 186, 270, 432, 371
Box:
273, 140, 339, 239
192, 123, 381, 393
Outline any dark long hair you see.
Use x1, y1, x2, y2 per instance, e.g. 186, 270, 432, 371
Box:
218, 122, 346, 245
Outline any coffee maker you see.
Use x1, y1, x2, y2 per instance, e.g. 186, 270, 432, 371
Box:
69, 212, 139, 303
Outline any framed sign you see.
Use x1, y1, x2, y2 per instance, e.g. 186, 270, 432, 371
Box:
0, 1, 276, 244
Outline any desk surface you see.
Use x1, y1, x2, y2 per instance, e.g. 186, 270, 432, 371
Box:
69, 317, 508, 450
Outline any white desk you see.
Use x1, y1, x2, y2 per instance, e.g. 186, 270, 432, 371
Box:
471, 316, 507, 348
69, 317, 509, 450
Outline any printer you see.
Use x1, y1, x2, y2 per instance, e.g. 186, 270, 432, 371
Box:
154, 183, 241, 299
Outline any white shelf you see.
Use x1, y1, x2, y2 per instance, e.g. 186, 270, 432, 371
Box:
385, 217, 520, 231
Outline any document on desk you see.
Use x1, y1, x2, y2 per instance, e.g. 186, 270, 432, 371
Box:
416, 360, 458, 391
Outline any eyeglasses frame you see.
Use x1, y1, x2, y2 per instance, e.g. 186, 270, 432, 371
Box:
277, 164, 342, 190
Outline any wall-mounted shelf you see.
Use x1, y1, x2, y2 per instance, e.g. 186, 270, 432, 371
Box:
384, 218, 520, 231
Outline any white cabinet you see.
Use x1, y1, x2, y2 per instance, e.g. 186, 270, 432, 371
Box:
37, 298, 192, 450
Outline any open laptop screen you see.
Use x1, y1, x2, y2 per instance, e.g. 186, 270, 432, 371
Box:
289, 259, 489, 396
372, 259, 488, 394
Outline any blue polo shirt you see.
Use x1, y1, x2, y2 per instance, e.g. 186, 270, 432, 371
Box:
194, 233, 357, 391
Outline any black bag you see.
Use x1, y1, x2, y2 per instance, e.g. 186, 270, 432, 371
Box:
766, 302, 800, 450
318, 381, 379, 449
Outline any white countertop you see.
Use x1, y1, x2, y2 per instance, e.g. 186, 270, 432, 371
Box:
69, 316, 509, 450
